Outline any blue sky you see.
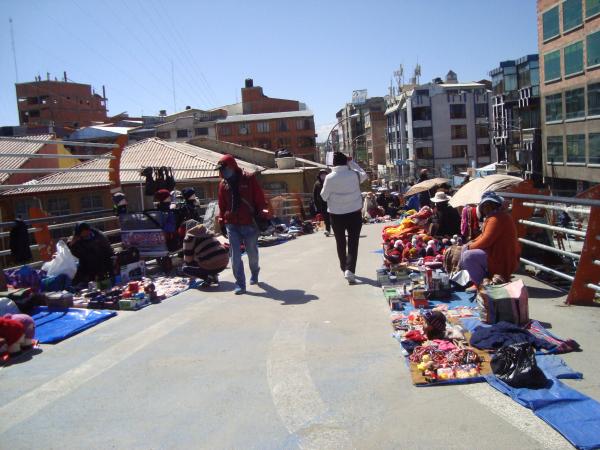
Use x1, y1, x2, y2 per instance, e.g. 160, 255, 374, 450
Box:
0, 0, 538, 140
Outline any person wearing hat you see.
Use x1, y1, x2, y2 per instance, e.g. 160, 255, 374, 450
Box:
180, 187, 201, 222
181, 220, 228, 288
154, 189, 172, 212
112, 192, 128, 216
68, 222, 114, 285
217, 154, 268, 294
418, 168, 432, 208
313, 169, 331, 236
429, 191, 461, 237
320, 152, 368, 284
459, 191, 519, 289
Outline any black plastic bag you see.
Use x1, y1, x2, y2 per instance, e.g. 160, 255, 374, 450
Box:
491, 342, 548, 388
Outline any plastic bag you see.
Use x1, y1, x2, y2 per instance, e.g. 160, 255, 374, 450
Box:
491, 342, 548, 388
42, 241, 78, 280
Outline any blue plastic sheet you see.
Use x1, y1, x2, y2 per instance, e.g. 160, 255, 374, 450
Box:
32, 306, 117, 344
402, 291, 477, 313
486, 375, 600, 449
536, 355, 583, 380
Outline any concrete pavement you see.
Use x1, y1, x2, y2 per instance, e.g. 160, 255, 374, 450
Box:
1, 223, 599, 449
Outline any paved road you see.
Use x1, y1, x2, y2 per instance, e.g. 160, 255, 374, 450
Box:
1, 223, 598, 449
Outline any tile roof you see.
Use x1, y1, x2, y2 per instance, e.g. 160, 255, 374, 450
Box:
2, 138, 264, 195
0, 134, 55, 184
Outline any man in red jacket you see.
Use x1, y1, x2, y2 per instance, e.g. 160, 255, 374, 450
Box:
217, 154, 268, 294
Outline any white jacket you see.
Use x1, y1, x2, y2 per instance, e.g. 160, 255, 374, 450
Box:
320, 161, 368, 215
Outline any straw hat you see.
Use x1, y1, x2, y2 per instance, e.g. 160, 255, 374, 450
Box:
430, 191, 452, 203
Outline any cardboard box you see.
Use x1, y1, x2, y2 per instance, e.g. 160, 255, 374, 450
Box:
118, 297, 147, 311
120, 261, 146, 284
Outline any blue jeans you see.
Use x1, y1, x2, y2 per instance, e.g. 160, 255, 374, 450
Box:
226, 224, 259, 289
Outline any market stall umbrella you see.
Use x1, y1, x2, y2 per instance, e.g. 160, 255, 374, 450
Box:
404, 178, 450, 197
449, 174, 523, 207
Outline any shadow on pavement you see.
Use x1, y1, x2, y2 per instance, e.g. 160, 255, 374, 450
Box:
527, 286, 567, 300
246, 282, 319, 305
355, 276, 380, 288
1, 347, 43, 367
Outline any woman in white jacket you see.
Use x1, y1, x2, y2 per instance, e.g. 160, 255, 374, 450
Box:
320, 152, 368, 284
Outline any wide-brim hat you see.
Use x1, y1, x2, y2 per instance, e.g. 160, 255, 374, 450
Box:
430, 191, 452, 203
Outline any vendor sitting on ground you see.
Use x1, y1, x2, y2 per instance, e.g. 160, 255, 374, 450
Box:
429, 191, 461, 238
362, 192, 383, 220
459, 191, 519, 290
181, 220, 229, 288
68, 222, 114, 285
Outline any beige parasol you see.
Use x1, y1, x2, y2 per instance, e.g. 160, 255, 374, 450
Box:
404, 177, 450, 197
449, 174, 523, 207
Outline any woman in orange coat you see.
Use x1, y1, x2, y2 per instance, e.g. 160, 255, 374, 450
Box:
459, 191, 520, 288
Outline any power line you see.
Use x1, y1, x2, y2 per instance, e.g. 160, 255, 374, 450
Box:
9, 18, 19, 83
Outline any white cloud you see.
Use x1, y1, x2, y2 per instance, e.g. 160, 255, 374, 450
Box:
315, 122, 337, 143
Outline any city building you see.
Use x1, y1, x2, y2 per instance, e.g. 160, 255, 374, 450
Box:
153, 108, 226, 142
490, 55, 542, 183
538, 0, 600, 192
215, 79, 316, 159
335, 96, 387, 174
15, 74, 107, 134
385, 71, 494, 184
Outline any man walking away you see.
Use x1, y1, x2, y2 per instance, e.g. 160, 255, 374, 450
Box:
320, 152, 368, 285
313, 169, 331, 236
217, 154, 268, 295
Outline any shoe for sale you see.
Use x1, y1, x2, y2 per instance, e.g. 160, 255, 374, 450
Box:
344, 270, 356, 285
234, 286, 246, 295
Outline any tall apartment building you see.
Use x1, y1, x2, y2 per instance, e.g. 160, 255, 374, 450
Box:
336, 96, 387, 174
538, 0, 600, 191
490, 55, 542, 183
385, 71, 494, 183
215, 79, 316, 159
15, 75, 107, 132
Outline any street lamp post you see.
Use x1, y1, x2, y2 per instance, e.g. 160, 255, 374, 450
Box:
325, 113, 360, 164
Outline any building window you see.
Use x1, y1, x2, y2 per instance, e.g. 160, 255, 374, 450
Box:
587, 0, 600, 18
449, 104, 466, 119
277, 120, 289, 132
477, 144, 491, 157
543, 6, 560, 41
156, 131, 171, 139
544, 50, 561, 82
451, 125, 468, 139
588, 83, 600, 115
475, 103, 488, 118
564, 41, 584, 76
219, 126, 231, 136
80, 194, 103, 213
452, 145, 468, 158
563, 0, 583, 31
588, 30, 600, 67
14, 198, 36, 220
46, 197, 71, 217
589, 133, 600, 163
504, 66, 518, 92
238, 123, 249, 135
297, 136, 315, 148
296, 119, 311, 130
545, 93, 563, 121
412, 107, 431, 121
194, 127, 209, 136
565, 88, 585, 119
547, 136, 564, 163
415, 89, 429, 96
476, 125, 489, 138
567, 134, 586, 162
257, 121, 270, 133
176, 129, 189, 138
413, 127, 432, 139
416, 147, 432, 159
277, 137, 291, 147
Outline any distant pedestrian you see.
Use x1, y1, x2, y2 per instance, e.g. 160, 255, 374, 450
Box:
418, 169, 432, 208
320, 152, 368, 285
217, 154, 269, 295
313, 169, 331, 236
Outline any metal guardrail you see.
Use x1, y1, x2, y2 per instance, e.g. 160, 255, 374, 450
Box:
508, 187, 600, 305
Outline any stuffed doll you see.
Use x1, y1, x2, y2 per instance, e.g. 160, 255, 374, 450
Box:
0, 316, 25, 355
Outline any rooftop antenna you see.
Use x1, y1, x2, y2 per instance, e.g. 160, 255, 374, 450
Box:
414, 62, 422, 85
171, 59, 177, 112
9, 18, 19, 82
393, 64, 403, 93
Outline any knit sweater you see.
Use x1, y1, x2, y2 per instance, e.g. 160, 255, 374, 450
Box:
469, 210, 519, 281
183, 224, 229, 271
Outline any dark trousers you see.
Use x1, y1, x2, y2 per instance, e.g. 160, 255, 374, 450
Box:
182, 265, 223, 280
330, 210, 363, 273
322, 210, 331, 233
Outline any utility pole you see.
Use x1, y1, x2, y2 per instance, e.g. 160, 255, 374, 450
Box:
9, 18, 19, 83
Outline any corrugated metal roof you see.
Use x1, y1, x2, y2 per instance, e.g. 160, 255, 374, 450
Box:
2, 138, 264, 195
0, 134, 54, 184
217, 110, 314, 123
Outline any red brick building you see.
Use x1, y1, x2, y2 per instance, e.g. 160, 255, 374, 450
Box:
215, 79, 316, 159
16, 77, 107, 131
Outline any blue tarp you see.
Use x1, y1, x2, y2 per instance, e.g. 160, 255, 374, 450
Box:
402, 291, 477, 313
32, 307, 117, 344
486, 374, 600, 450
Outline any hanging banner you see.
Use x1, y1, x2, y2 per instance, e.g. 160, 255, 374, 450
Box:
352, 89, 368, 105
